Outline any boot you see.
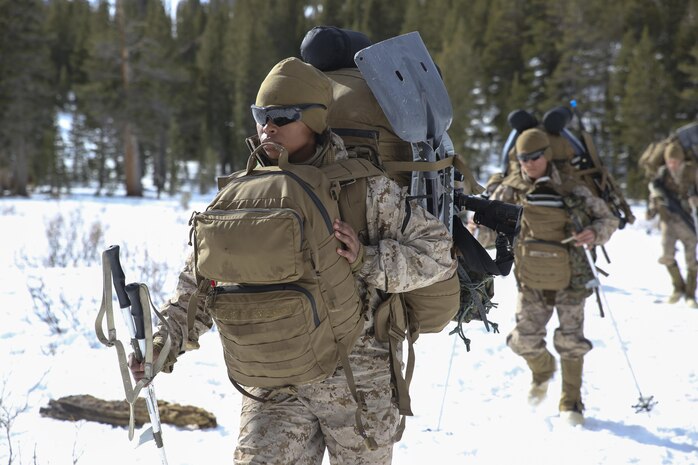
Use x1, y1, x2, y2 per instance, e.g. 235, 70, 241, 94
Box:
685, 268, 697, 308
666, 263, 685, 304
524, 350, 556, 406
559, 357, 584, 426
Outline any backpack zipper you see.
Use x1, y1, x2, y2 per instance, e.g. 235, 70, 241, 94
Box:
211, 283, 320, 327
199, 208, 304, 249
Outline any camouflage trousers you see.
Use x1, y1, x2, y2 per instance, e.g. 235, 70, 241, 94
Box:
658, 215, 697, 269
233, 334, 401, 465
507, 286, 593, 359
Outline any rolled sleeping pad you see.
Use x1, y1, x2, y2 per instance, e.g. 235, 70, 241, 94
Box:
300, 26, 372, 72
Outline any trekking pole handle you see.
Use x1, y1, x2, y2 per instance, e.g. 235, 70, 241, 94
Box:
125, 283, 146, 362
105, 245, 130, 309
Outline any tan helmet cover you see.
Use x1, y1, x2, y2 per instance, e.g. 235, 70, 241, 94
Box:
255, 57, 332, 134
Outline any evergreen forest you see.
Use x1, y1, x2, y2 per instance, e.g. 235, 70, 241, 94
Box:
0, 0, 696, 198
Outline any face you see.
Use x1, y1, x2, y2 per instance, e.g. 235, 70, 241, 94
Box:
519, 154, 548, 180
256, 120, 316, 163
666, 158, 683, 173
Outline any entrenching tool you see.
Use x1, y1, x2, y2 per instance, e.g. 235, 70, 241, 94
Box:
96, 245, 171, 464
355, 31, 455, 233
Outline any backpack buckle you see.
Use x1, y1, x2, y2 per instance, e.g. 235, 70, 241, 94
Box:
330, 181, 341, 201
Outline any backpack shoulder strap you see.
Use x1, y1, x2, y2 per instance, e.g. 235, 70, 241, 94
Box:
322, 159, 384, 241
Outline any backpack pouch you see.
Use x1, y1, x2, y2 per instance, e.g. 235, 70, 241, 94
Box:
194, 208, 305, 284
208, 283, 337, 387
516, 240, 571, 290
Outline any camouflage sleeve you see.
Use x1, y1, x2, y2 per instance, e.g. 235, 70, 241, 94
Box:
572, 185, 619, 245
476, 184, 517, 248
152, 252, 213, 373
359, 175, 456, 293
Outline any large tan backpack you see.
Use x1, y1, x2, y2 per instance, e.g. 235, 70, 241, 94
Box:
187, 147, 384, 385
187, 146, 385, 446
327, 68, 414, 187
639, 138, 671, 180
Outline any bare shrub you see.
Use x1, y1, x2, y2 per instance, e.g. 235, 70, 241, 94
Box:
0, 375, 45, 465
44, 210, 104, 268
121, 246, 174, 304
26, 276, 95, 354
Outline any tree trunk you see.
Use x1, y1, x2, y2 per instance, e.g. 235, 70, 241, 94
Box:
118, 0, 142, 197
12, 136, 29, 197
124, 122, 142, 196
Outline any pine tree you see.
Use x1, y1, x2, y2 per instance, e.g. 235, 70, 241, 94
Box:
677, 43, 698, 118
75, 0, 122, 195
519, 0, 561, 113
171, 0, 206, 188
197, 0, 234, 182
436, 17, 486, 169
617, 27, 675, 196
45, 0, 92, 109
227, 0, 279, 171
133, 0, 181, 197
674, 0, 698, 118
0, 0, 53, 196
478, 0, 525, 132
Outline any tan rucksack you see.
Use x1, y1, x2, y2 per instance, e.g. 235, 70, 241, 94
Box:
327, 67, 414, 187
187, 145, 386, 447
187, 148, 385, 388
639, 138, 671, 180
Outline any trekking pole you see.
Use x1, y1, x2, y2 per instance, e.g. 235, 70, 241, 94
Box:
581, 246, 606, 318
436, 334, 458, 431
101, 245, 170, 465
578, 244, 657, 414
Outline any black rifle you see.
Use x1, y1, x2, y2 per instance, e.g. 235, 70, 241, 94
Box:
651, 177, 696, 234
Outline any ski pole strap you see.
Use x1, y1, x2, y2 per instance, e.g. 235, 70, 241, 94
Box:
95, 251, 171, 440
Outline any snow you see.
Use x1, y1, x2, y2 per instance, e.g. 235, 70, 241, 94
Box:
1, 192, 697, 465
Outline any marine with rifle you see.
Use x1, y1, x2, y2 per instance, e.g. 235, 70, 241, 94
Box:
647, 140, 698, 307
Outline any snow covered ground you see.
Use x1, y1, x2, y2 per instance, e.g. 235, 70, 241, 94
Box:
1, 191, 697, 465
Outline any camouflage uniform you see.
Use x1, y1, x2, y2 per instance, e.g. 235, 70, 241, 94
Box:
648, 160, 698, 303
479, 162, 618, 414
152, 132, 456, 465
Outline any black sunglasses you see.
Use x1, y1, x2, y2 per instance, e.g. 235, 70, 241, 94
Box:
516, 148, 547, 162
250, 103, 326, 127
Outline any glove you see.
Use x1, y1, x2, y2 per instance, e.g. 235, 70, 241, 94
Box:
689, 196, 698, 209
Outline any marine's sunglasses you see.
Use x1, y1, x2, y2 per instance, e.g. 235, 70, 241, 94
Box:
516, 148, 547, 162
251, 103, 327, 127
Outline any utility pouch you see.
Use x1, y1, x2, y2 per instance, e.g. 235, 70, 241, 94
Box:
516, 240, 571, 290
207, 283, 339, 387
192, 209, 304, 284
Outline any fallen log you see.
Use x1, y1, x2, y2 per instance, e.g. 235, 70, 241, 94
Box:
40, 394, 217, 429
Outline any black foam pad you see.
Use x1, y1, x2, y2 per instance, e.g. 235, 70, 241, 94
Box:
507, 109, 538, 132
300, 26, 372, 72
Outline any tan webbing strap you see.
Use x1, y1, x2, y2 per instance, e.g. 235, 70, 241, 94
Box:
139, 284, 172, 378
336, 342, 378, 451
382, 153, 485, 194
185, 279, 211, 351
95, 252, 171, 440
387, 294, 414, 417
382, 157, 454, 173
